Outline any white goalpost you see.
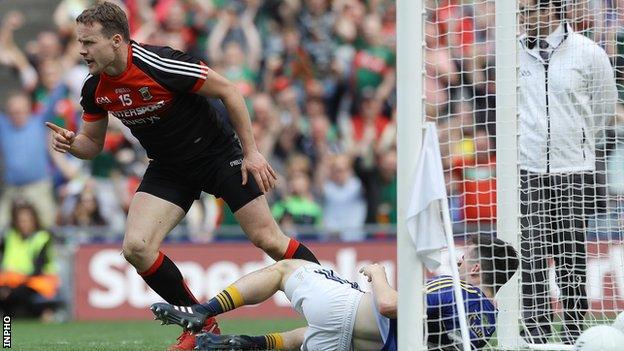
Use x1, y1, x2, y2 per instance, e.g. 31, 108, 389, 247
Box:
493, 0, 522, 348
400, 0, 624, 350
396, 0, 425, 349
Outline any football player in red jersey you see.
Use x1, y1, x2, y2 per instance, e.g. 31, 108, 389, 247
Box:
46, 2, 319, 350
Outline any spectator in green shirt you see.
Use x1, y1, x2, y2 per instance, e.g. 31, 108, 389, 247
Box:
271, 172, 322, 228
351, 15, 395, 104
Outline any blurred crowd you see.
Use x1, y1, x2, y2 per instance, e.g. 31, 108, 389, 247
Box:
2, 0, 624, 322
424, 0, 624, 231
0, 0, 398, 244
2, 0, 624, 249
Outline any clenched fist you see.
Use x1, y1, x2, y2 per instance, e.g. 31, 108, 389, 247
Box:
46, 122, 75, 153
359, 263, 386, 283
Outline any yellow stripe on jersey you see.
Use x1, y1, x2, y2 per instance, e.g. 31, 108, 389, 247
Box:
426, 277, 477, 291
426, 283, 478, 294
426, 278, 474, 291
426, 278, 454, 289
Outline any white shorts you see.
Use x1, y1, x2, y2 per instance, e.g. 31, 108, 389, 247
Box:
284, 264, 364, 351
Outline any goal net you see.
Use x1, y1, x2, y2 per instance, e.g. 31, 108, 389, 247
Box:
416, 0, 624, 349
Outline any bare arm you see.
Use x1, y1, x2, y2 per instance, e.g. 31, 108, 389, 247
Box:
375, 68, 396, 103
0, 11, 38, 91
240, 5, 262, 71
47, 118, 108, 160
196, 68, 277, 192
360, 263, 397, 318
7, 47, 39, 91
207, 17, 229, 64
48, 143, 81, 181
53, 0, 76, 37
0, 11, 21, 48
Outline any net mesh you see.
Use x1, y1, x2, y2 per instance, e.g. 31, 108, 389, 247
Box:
420, 0, 624, 349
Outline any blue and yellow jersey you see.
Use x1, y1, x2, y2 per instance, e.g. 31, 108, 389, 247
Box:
380, 317, 397, 351
425, 275, 497, 349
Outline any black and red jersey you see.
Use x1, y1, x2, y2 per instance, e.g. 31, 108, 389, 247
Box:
80, 40, 238, 163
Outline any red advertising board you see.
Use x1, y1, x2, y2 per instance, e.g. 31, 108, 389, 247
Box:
428, 242, 624, 314
74, 241, 624, 321
74, 241, 397, 320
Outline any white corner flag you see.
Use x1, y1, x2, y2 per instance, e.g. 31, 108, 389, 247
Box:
406, 122, 449, 270
406, 122, 471, 351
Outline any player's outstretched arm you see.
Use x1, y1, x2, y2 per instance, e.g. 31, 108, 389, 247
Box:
46, 117, 108, 160
360, 263, 397, 318
196, 67, 277, 193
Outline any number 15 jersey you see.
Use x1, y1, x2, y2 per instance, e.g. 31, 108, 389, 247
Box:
80, 41, 239, 164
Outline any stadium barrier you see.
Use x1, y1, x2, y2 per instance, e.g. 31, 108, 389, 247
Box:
69, 238, 624, 321
73, 241, 397, 320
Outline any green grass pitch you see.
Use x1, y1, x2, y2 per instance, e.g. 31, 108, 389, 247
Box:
10, 316, 615, 350
11, 318, 306, 350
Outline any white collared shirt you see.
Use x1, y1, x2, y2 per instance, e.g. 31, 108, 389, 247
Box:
528, 24, 566, 60
518, 23, 617, 173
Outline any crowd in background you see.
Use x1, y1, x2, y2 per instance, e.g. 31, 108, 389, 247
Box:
0, 0, 398, 244
1, 0, 624, 247
424, 0, 624, 234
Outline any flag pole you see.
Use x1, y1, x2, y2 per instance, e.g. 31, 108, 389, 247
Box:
426, 122, 472, 351
406, 121, 472, 350
439, 189, 472, 351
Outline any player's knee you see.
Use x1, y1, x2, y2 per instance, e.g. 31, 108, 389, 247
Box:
122, 237, 152, 264
269, 260, 292, 278
250, 234, 276, 252
247, 224, 281, 252
272, 259, 306, 285
272, 259, 289, 271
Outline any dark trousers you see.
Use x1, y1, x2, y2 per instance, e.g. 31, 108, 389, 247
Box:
0, 285, 46, 318
520, 170, 589, 339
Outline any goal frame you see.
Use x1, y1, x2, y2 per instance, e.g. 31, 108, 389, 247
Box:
397, 0, 523, 349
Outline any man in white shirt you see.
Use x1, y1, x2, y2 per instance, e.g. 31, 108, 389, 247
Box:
518, 0, 617, 345
321, 154, 367, 241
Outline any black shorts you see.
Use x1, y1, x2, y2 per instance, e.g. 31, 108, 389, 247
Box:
136, 153, 263, 213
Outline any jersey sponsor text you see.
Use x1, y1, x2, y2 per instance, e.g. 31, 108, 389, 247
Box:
110, 100, 165, 119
